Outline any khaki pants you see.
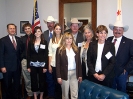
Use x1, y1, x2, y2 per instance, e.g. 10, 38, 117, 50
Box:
61, 70, 78, 99
21, 59, 33, 96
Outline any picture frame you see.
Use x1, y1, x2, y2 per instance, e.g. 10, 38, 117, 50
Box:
20, 21, 29, 33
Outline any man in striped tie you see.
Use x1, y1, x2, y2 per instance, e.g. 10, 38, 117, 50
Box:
0, 23, 22, 99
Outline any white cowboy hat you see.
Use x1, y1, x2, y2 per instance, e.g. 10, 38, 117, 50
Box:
67, 18, 83, 28
109, 21, 129, 32
44, 16, 57, 23
109, 0, 129, 32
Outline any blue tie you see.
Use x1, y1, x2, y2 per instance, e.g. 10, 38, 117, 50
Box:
49, 32, 53, 41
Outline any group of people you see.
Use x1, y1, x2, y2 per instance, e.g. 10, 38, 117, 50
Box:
0, 15, 133, 99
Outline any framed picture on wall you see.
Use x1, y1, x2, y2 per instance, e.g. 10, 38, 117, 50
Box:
20, 21, 29, 33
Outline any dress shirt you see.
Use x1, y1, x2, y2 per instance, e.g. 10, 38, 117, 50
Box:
9, 35, 17, 44
49, 30, 53, 37
48, 38, 62, 67
66, 47, 76, 70
95, 43, 104, 72
73, 32, 78, 41
112, 36, 122, 55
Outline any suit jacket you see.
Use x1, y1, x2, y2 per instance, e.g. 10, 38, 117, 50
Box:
27, 40, 48, 69
21, 34, 33, 59
75, 31, 84, 46
0, 35, 22, 71
64, 29, 84, 46
107, 36, 133, 76
56, 47, 82, 80
43, 30, 50, 43
87, 40, 115, 77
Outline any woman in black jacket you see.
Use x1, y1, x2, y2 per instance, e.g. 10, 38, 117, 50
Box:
87, 25, 115, 87
27, 26, 48, 99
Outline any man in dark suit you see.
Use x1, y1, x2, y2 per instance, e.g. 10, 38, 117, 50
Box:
43, 16, 57, 43
43, 16, 56, 99
0, 23, 22, 99
66, 18, 84, 47
108, 22, 133, 92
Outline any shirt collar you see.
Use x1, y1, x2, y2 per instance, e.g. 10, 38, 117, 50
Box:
113, 36, 122, 42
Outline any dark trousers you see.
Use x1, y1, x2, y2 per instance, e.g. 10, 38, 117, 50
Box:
112, 72, 128, 93
2, 69, 21, 99
82, 60, 88, 80
88, 73, 113, 88
30, 66, 46, 92
52, 67, 62, 99
46, 70, 54, 97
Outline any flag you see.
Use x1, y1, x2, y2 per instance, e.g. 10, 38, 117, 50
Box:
116, 0, 122, 21
32, 0, 41, 33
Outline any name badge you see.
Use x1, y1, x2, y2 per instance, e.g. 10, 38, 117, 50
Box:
78, 43, 82, 47
105, 51, 112, 59
40, 44, 45, 49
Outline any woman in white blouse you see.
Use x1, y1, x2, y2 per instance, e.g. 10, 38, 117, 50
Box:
80, 25, 94, 80
56, 32, 82, 99
48, 23, 62, 99
87, 25, 115, 87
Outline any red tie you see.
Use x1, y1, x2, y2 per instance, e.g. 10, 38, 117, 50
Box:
113, 39, 117, 45
12, 36, 16, 50
26, 36, 30, 49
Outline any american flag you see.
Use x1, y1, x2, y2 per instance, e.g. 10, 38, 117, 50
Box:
32, 0, 41, 33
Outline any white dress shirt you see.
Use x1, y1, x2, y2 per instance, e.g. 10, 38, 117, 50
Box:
66, 47, 76, 70
95, 43, 104, 72
49, 30, 53, 36
9, 35, 17, 44
112, 36, 122, 55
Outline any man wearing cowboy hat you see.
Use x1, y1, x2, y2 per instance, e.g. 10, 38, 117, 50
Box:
66, 18, 84, 47
107, 0, 133, 93
43, 16, 56, 99
44, 16, 57, 43
107, 21, 133, 93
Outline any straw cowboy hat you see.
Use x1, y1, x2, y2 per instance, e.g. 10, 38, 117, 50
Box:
109, 0, 129, 32
67, 18, 83, 28
44, 16, 57, 23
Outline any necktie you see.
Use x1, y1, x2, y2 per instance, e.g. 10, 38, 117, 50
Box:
12, 36, 16, 50
49, 32, 53, 41
113, 39, 117, 45
27, 36, 30, 49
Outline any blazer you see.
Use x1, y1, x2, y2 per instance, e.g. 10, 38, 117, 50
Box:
0, 35, 22, 71
21, 34, 33, 59
43, 30, 50, 43
64, 29, 84, 46
87, 40, 115, 77
27, 40, 48, 69
56, 47, 82, 80
107, 36, 133, 76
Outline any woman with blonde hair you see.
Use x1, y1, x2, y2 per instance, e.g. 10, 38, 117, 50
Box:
56, 32, 82, 99
80, 24, 94, 80
48, 23, 62, 99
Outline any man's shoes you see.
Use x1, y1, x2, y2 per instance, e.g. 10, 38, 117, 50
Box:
26, 96, 32, 99
48, 96, 55, 99
45, 96, 55, 99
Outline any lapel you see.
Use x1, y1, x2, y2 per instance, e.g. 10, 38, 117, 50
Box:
76, 32, 82, 45
93, 41, 98, 59
62, 49, 68, 62
116, 36, 126, 56
7, 35, 17, 50
102, 40, 110, 58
